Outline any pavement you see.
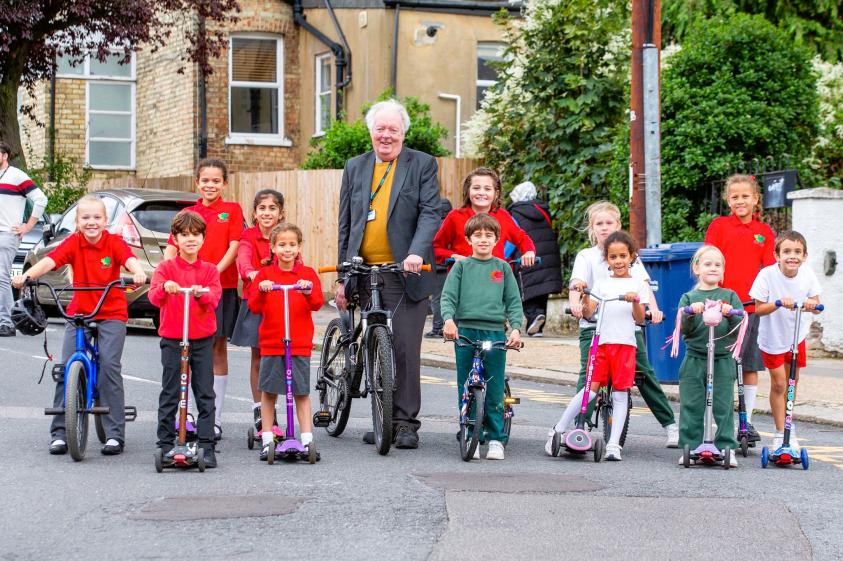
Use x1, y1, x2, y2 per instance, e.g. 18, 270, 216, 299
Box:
312, 304, 843, 427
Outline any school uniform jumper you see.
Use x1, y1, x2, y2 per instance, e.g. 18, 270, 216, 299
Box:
230, 225, 272, 347
440, 256, 523, 443
47, 231, 135, 444
677, 288, 742, 450
149, 256, 222, 448
432, 206, 535, 265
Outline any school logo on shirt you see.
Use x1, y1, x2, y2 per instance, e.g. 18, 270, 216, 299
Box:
754, 234, 765, 245
217, 212, 230, 223
490, 270, 504, 284
100, 256, 113, 269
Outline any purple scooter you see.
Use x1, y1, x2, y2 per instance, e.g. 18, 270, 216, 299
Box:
680, 300, 744, 470
266, 283, 319, 465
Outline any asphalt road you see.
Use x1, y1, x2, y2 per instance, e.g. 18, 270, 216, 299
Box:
2, 320, 842, 561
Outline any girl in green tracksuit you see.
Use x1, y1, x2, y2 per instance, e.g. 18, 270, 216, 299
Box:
674, 245, 743, 466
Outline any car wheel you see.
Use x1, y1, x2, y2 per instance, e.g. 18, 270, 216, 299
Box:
152, 313, 161, 330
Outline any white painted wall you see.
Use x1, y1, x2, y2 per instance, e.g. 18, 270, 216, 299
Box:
790, 188, 843, 352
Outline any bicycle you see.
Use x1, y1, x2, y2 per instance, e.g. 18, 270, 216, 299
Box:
29, 277, 139, 461
452, 335, 521, 461
314, 257, 429, 455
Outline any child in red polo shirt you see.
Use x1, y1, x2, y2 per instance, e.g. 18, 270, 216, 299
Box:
248, 223, 323, 461
433, 167, 536, 266
704, 174, 775, 443
164, 158, 244, 441
13, 195, 147, 456
150, 211, 222, 467
231, 189, 285, 431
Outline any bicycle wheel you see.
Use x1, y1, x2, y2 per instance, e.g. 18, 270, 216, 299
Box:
65, 361, 89, 462
94, 398, 106, 444
317, 319, 352, 437
601, 389, 631, 448
503, 379, 513, 441
368, 326, 395, 455
459, 387, 485, 461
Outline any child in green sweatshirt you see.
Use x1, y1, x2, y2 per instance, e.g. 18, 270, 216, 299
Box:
441, 213, 524, 460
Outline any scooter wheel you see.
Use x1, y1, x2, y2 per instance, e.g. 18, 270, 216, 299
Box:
761, 446, 769, 468
308, 443, 318, 464
247, 427, 255, 450
593, 437, 605, 463
197, 450, 206, 473
740, 436, 749, 458
550, 431, 561, 458
154, 448, 164, 474
267, 444, 275, 465
800, 447, 809, 471
683, 445, 691, 469
723, 448, 731, 471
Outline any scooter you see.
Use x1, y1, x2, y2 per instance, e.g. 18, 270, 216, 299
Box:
155, 287, 210, 473
680, 300, 744, 470
735, 301, 760, 457
761, 300, 824, 470
550, 288, 634, 463
266, 283, 319, 465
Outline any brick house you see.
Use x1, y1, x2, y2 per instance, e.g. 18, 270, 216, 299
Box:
19, 0, 515, 178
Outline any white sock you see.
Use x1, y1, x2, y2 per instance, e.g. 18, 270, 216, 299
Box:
744, 384, 757, 423
213, 375, 228, 427
608, 391, 628, 447
554, 389, 597, 433
301, 432, 313, 446
262, 430, 274, 446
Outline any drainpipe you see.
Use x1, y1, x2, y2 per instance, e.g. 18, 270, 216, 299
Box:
197, 13, 208, 159
383, 0, 521, 12
290, 0, 351, 119
324, 0, 352, 116
391, 3, 400, 95
438, 92, 461, 158
48, 74, 57, 180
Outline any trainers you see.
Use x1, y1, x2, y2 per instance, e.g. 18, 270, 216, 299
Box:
49, 439, 68, 455
472, 445, 481, 460
789, 433, 800, 450
394, 426, 419, 449
530, 332, 543, 338
665, 424, 679, 448
545, 428, 556, 456
527, 314, 546, 336
605, 443, 622, 461
214, 424, 222, 441
746, 422, 761, 442
728, 450, 737, 468
0, 324, 16, 337
253, 407, 261, 431
486, 440, 505, 460
260, 443, 271, 461
424, 329, 443, 339
101, 439, 123, 456
772, 433, 784, 450
202, 447, 217, 468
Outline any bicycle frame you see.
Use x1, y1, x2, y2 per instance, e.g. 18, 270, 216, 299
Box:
64, 330, 100, 411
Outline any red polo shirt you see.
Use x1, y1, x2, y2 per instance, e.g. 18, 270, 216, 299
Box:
433, 206, 535, 264
149, 256, 222, 339
236, 226, 273, 301
168, 198, 244, 289
705, 214, 776, 309
247, 262, 323, 356
47, 231, 135, 321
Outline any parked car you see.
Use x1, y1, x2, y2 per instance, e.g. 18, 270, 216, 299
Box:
11, 214, 48, 300
23, 189, 197, 327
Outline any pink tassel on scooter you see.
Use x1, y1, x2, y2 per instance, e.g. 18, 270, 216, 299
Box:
728, 314, 750, 359
668, 308, 683, 358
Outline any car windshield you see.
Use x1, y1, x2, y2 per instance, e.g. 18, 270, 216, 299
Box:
131, 201, 194, 234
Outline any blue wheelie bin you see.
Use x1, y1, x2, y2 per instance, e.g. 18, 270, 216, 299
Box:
638, 242, 703, 384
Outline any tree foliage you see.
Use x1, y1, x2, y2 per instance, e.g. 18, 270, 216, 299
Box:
662, 0, 843, 62
0, 0, 240, 166
476, 0, 630, 267
25, 153, 89, 215
301, 92, 450, 169
620, 14, 819, 241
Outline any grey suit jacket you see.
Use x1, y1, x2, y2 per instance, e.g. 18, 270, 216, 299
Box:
337, 147, 441, 302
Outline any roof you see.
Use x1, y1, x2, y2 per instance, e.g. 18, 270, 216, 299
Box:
301, 0, 522, 14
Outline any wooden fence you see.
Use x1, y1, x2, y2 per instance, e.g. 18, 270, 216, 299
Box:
87, 157, 480, 287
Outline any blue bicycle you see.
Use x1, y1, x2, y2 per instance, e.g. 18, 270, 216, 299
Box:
453, 335, 521, 461
28, 278, 138, 461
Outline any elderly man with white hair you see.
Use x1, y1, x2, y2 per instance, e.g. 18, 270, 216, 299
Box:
335, 99, 441, 449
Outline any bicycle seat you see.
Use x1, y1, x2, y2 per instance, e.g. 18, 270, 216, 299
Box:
88, 321, 99, 335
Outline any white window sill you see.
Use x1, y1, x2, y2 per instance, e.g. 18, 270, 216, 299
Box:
312, 131, 326, 139
86, 165, 136, 171
225, 135, 293, 147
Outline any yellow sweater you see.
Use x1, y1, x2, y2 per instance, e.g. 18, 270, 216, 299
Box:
360, 161, 396, 264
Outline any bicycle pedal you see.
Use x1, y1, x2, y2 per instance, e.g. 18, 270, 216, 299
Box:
504, 397, 520, 405
51, 364, 65, 383
124, 406, 138, 422
44, 407, 65, 416
313, 411, 331, 427
89, 406, 110, 415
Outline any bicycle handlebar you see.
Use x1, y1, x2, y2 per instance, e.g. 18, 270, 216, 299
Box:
775, 300, 824, 312
581, 288, 640, 303
25, 277, 143, 322
451, 335, 522, 351
318, 261, 431, 274
507, 256, 543, 266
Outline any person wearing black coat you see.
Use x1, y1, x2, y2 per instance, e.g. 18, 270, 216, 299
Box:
506, 181, 563, 336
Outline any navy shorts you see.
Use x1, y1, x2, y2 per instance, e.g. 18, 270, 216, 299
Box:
740, 313, 765, 373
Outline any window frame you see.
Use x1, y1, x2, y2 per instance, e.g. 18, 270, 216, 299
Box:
476, 42, 505, 110
314, 52, 332, 137
56, 50, 137, 81
226, 33, 291, 147
85, 80, 136, 170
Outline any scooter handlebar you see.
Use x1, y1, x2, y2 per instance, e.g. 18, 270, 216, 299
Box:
683, 306, 744, 317
176, 287, 210, 294
271, 284, 307, 291
774, 300, 824, 312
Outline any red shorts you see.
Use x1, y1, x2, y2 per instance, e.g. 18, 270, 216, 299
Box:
762, 340, 807, 369
590, 343, 636, 390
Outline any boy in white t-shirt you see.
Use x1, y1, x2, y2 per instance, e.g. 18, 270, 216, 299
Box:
549, 230, 648, 461
749, 230, 822, 450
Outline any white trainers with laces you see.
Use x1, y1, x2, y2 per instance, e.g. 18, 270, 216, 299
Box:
472, 445, 480, 460
726, 449, 738, 467
772, 433, 784, 450
605, 443, 622, 461
665, 424, 679, 448
545, 428, 556, 456
486, 440, 505, 460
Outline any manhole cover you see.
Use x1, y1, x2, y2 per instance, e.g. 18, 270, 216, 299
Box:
414, 472, 603, 493
131, 495, 305, 521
